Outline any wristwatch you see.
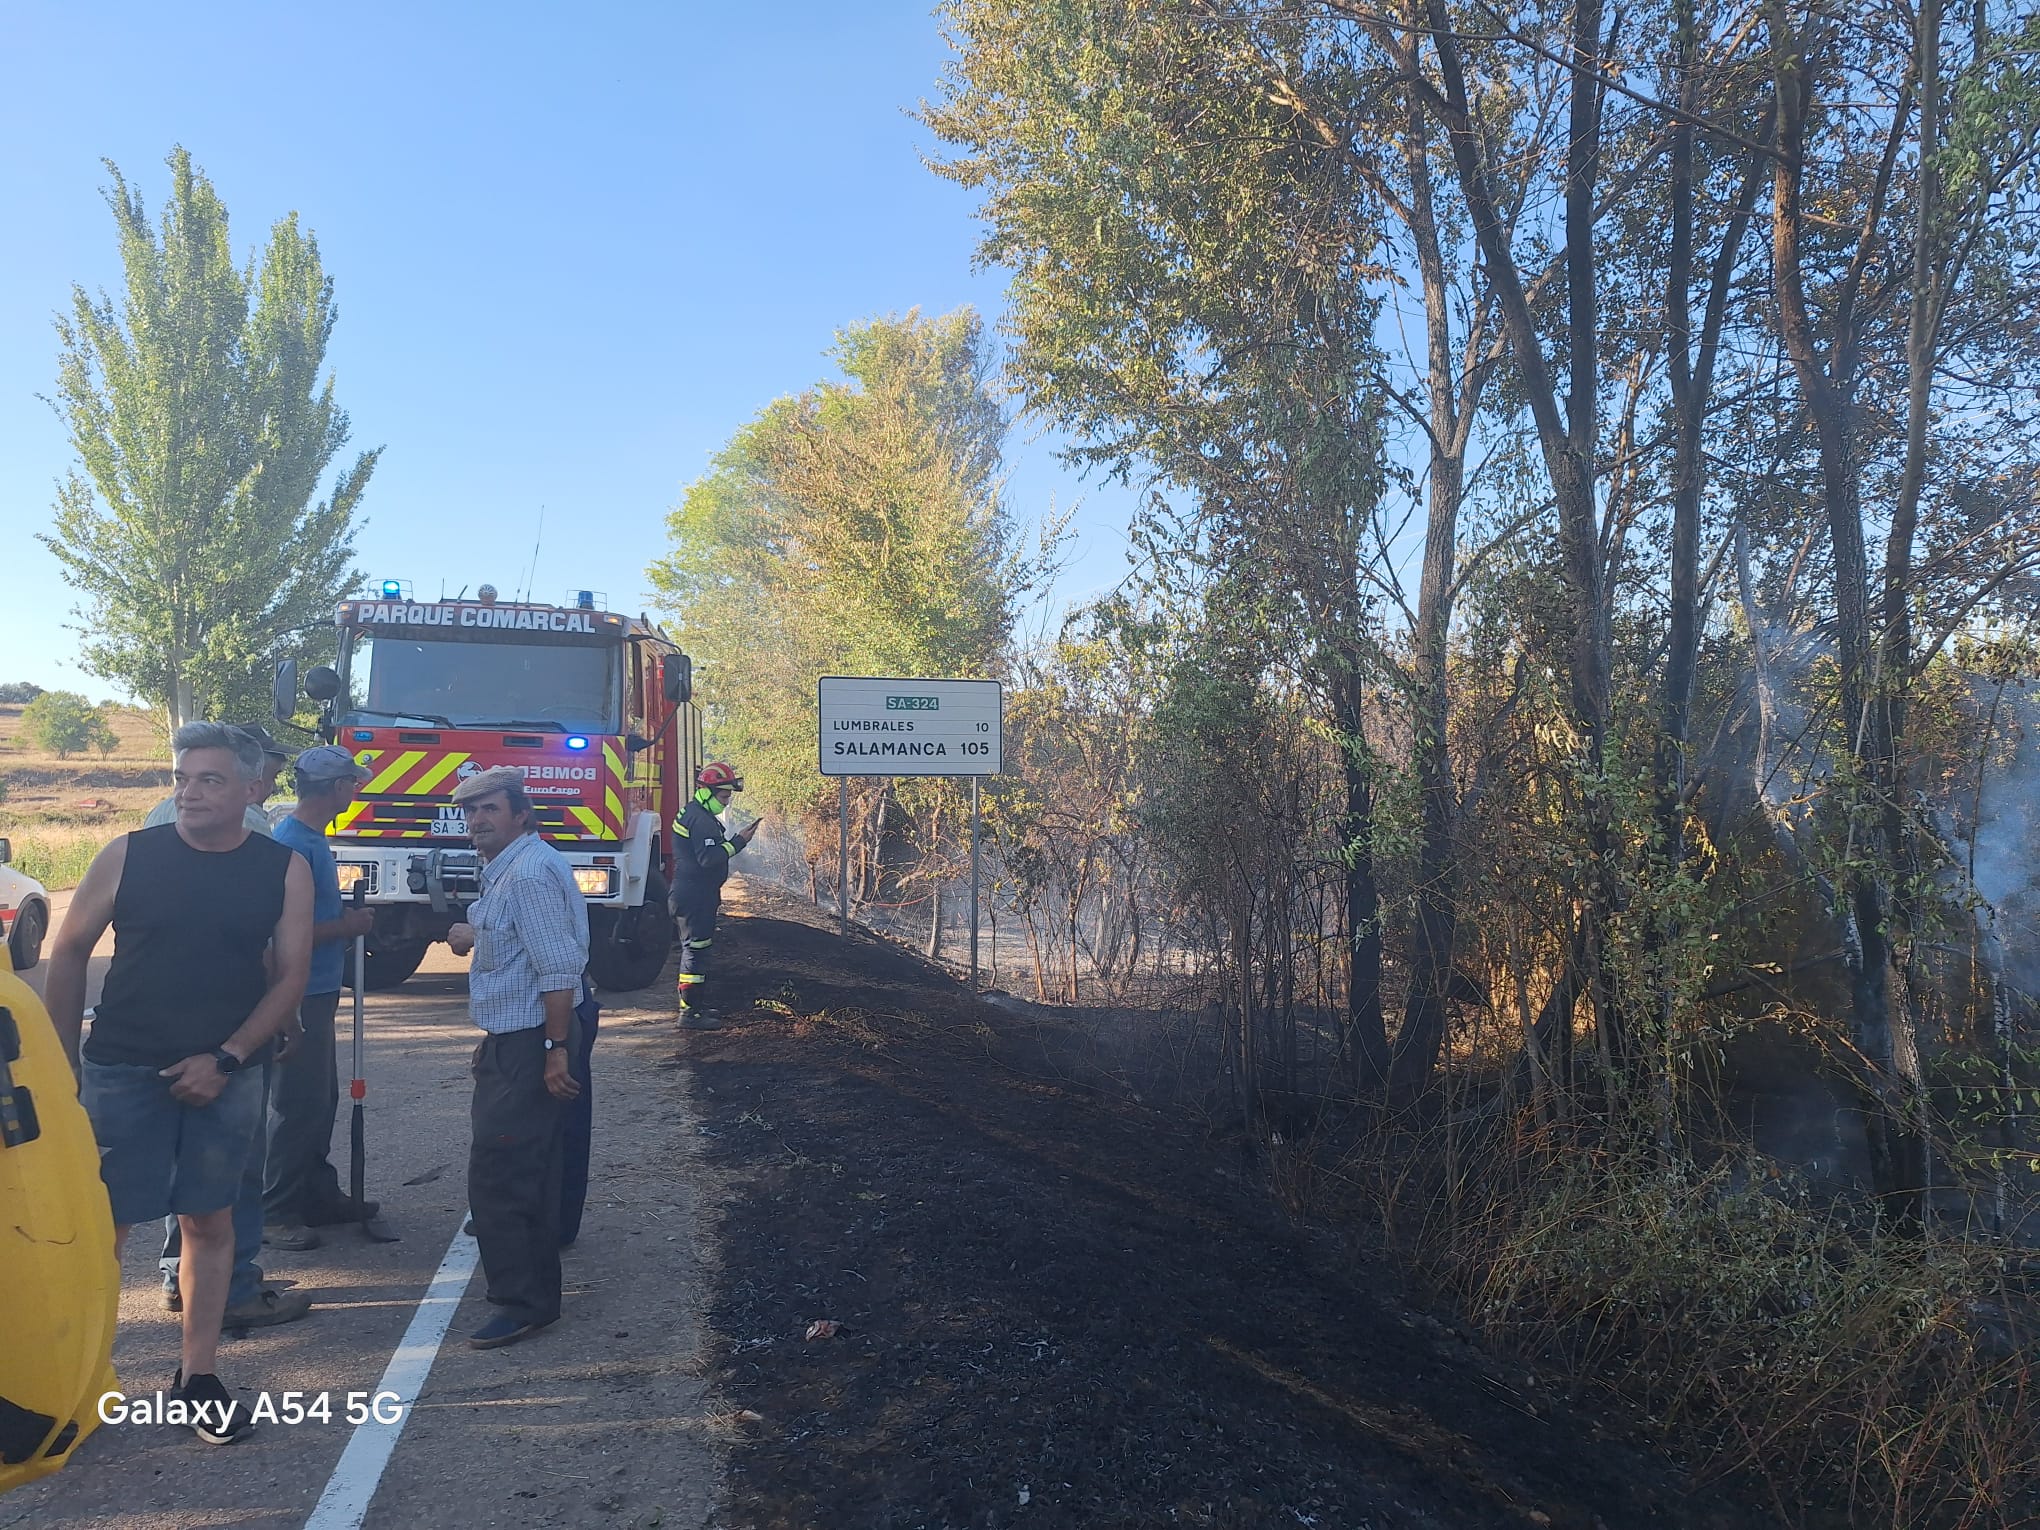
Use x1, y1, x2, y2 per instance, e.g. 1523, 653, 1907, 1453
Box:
211, 1048, 243, 1074
542, 1036, 559, 1052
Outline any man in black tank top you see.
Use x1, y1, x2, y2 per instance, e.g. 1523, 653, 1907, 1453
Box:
46, 722, 314, 1447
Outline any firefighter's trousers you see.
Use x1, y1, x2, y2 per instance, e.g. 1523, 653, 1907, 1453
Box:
672, 891, 721, 1010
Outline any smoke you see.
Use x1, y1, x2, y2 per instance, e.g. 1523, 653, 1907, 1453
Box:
1711, 605, 2040, 1002
1966, 680, 2040, 996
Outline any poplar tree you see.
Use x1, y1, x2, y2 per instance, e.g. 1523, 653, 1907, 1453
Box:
41, 147, 377, 729
648, 308, 1023, 846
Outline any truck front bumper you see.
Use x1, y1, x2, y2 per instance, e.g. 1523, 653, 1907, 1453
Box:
332, 846, 635, 911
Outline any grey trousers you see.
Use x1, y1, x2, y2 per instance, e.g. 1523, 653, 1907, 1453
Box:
265, 989, 344, 1221
469, 1025, 571, 1326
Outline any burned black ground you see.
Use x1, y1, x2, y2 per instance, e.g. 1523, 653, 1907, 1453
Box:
687, 890, 1767, 1530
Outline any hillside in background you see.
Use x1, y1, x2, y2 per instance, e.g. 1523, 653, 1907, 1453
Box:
0, 703, 167, 888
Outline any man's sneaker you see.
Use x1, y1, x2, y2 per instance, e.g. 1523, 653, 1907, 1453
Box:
678, 1008, 722, 1030
304, 1195, 380, 1227
162, 1282, 182, 1314
222, 1286, 313, 1330
263, 1220, 321, 1251
169, 1370, 254, 1445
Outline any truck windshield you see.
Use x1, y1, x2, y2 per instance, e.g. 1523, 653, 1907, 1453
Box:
339, 631, 622, 733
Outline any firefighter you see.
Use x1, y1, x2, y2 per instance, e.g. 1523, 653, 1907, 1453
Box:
667, 761, 756, 1028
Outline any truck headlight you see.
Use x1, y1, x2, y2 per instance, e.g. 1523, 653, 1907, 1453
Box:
572, 866, 617, 897
336, 862, 377, 895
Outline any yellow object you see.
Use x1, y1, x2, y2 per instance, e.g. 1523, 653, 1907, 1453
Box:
0, 943, 118, 1495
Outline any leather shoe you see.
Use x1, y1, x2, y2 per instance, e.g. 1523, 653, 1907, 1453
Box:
223, 1286, 313, 1330
263, 1221, 321, 1251
304, 1196, 380, 1226
468, 1313, 547, 1349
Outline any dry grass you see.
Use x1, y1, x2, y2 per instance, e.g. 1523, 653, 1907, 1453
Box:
0, 703, 168, 887
1338, 1119, 2040, 1528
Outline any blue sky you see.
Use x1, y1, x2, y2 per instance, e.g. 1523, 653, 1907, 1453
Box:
0, 1, 1139, 697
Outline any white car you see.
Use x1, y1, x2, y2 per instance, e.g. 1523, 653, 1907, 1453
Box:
0, 839, 51, 971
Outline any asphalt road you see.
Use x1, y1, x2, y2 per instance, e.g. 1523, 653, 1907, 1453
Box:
17, 890, 110, 1009
7, 941, 720, 1530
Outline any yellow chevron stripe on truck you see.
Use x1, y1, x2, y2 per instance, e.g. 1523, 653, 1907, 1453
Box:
333, 753, 378, 833
410, 751, 472, 793
363, 750, 426, 794
603, 742, 629, 820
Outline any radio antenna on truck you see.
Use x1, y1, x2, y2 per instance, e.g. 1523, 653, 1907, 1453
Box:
521, 506, 546, 602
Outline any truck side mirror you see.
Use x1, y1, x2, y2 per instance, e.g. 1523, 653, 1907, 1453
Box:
304, 665, 342, 703
662, 654, 693, 705
273, 660, 299, 723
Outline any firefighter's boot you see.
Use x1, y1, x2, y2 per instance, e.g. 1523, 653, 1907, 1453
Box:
677, 970, 720, 1029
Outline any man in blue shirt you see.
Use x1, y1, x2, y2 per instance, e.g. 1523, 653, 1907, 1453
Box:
263, 747, 377, 1249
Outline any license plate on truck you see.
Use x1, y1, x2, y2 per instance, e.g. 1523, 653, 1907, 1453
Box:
431, 808, 468, 837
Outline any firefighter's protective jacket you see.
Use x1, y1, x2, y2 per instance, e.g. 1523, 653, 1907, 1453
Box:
670, 788, 745, 902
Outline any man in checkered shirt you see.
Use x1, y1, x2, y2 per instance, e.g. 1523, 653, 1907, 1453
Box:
445, 767, 586, 1349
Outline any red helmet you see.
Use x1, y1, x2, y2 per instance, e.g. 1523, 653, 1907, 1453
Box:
697, 761, 743, 791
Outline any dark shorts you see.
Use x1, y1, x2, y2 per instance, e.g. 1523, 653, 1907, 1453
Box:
80, 1060, 263, 1226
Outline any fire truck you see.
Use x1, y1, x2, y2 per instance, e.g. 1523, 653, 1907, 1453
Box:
273, 584, 700, 992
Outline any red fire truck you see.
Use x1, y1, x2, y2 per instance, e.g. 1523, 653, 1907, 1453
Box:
274, 586, 700, 991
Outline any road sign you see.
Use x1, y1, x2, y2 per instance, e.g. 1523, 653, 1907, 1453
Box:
817, 676, 1003, 777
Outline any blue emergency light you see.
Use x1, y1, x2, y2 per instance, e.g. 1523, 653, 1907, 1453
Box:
380, 579, 403, 598
575, 590, 595, 610
566, 735, 590, 751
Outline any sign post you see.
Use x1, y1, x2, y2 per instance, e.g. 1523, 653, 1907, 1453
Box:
818, 676, 1003, 988
969, 776, 981, 989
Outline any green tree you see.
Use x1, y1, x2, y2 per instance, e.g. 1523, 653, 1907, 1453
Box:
91, 704, 122, 759
21, 691, 100, 759
927, 1, 1455, 1088
41, 147, 378, 730
649, 309, 1025, 857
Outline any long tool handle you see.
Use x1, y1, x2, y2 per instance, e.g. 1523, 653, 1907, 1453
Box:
350, 884, 367, 1225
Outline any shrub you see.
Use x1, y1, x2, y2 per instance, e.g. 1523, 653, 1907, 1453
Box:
0, 681, 44, 704
1356, 1125, 2040, 1528
20, 690, 99, 759
9, 829, 101, 890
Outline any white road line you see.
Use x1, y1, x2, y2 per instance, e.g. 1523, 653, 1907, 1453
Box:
302, 1215, 480, 1530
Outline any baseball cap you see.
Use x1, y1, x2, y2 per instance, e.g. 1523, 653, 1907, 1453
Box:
294, 745, 373, 784
235, 723, 291, 762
